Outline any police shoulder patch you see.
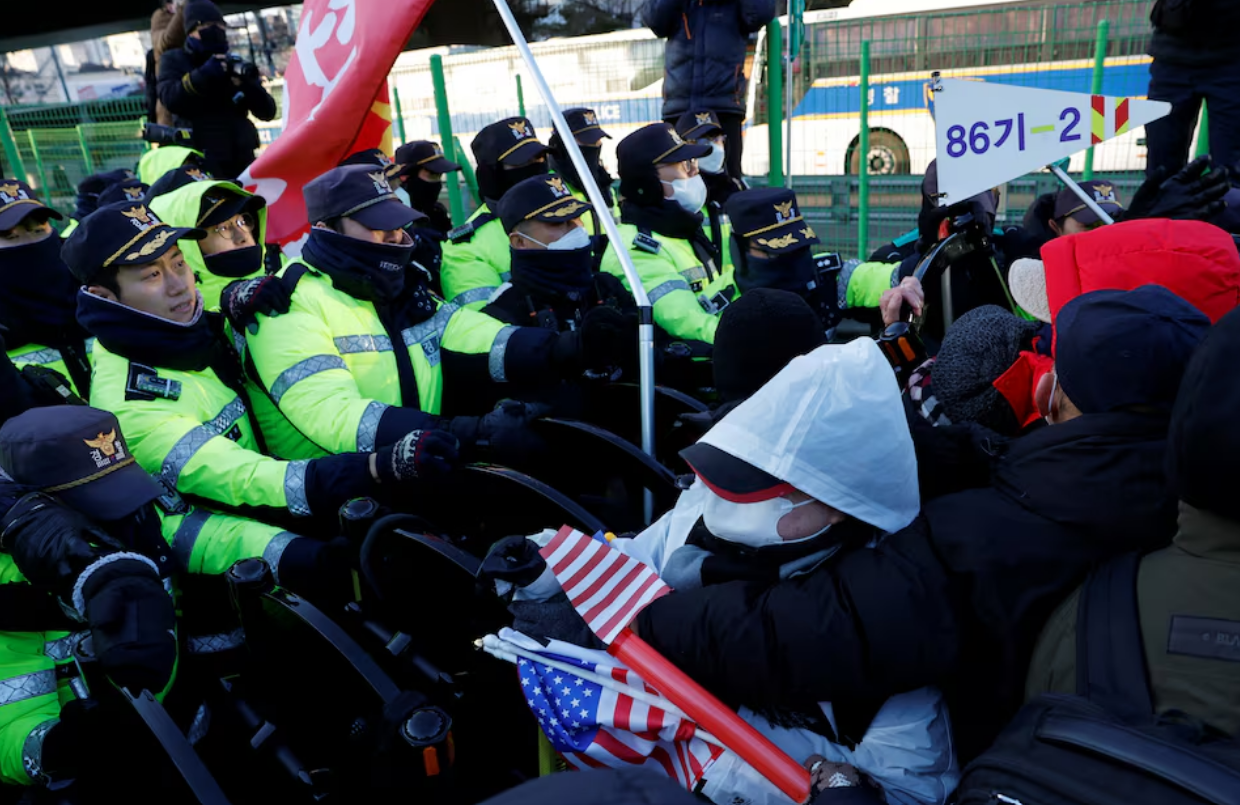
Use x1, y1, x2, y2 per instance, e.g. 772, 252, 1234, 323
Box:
124, 362, 182, 402
633, 232, 661, 255
448, 222, 477, 244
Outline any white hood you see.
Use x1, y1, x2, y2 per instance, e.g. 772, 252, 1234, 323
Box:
700, 340, 919, 535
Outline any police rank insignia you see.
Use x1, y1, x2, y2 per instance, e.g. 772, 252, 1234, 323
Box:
121, 205, 159, 231
83, 429, 126, 469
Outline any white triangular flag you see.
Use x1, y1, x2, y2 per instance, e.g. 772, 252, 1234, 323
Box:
933, 78, 1169, 206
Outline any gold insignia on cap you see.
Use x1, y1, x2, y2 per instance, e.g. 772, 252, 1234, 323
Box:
81, 429, 129, 471
801, 226, 817, 239
508, 120, 533, 140
756, 233, 799, 250
121, 205, 158, 231
123, 186, 144, 199
0, 182, 30, 206
1093, 183, 1117, 204
125, 229, 176, 261
773, 200, 796, 223
0, 182, 20, 197
369, 171, 390, 195
547, 177, 570, 198
695, 112, 712, 126
583, 111, 598, 126
84, 430, 118, 457
545, 201, 586, 218
669, 128, 685, 146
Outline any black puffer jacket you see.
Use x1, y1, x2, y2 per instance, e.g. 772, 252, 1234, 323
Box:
637, 410, 1179, 763
643, 0, 775, 117
1149, 0, 1240, 66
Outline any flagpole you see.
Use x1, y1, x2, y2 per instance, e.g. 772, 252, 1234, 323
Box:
489, 0, 658, 515
1047, 163, 1116, 225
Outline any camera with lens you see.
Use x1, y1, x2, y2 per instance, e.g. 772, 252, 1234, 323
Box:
141, 122, 193, 146
222, 53, 260, 83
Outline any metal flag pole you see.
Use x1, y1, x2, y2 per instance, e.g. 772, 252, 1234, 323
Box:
489, 0, 658, 523
1047, 162, 1116, 225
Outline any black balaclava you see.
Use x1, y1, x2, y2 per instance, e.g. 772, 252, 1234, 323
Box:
477, 161, 548, 206
0, 232, 87, 348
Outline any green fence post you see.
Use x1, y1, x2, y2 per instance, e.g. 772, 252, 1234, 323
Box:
391, 84, 407, 145
0, 106, 26, 181
516, 74, 526, 119
75, 124, 96, 175
27, 130, 51, 196
1195, 101, 1210, 160
1082, 19, 1109, 180
454, 135, 481, 207
858, 40, 871, 260
431, 54, 465, 226
766, 20, 785, 188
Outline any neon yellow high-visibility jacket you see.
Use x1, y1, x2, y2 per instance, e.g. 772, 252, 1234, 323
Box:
600, 223, 736, 345
246, 259, 564, 459
440, 204, 511, 309
150, 179, 268, 313
138, 145, 205, 186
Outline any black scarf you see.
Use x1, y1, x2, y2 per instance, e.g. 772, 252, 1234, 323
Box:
301, 227, 413, 304
621, 199, 719, 269
731, 243, 818, 296
548, 149, 600, 195
203, 244, 263, 279
405, 176, 445, 217
0, 234, 87, 349
76, 290, 221, 372
508, 245, 596, 300
477, 160, 549, 204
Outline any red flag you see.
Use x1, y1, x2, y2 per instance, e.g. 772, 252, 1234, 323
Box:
239, 0, 436, 249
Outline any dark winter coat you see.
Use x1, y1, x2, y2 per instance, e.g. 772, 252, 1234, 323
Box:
643, 0, 775, 118
157, 46, 277, 179
1149, 0, 1240, 66
636, 410, 1180, 762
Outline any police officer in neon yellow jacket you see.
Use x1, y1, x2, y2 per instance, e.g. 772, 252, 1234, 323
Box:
245, 164, 627, 462
62, 201, 460, 597
0, 407, 178, 788
0, 181, 93, 399
441, 117, 555, 309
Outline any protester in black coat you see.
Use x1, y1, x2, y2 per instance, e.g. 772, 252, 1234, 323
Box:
636, 284, 1211, 762
156, 0, 276, 179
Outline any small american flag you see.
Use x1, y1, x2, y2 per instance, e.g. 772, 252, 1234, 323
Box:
539, 526, 671, 644
506, 629, 725, 788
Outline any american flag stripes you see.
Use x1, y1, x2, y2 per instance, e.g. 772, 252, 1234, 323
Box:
539, 526, 671, 644
503, 629, 725, 790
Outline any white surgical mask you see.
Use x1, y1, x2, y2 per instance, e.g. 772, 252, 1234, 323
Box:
661, 174, 708, 214
697, 141, 726, 175
522, 225, 591, 251
394, 186, 412, 207
702, 490, 825, 549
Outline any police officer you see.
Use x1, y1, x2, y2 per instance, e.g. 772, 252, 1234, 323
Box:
0, 181, 93, 400
441, 116, 551, 309
244, 164, 625, 458
62, 200, 458, 591
148, 160, 215, 200
547, 107, 619, 233
96, 176, 150, 208
485, 174, 633, 333
394, 140, 462, 235
65, 167, 138, 238
725, 187, 924, 337
675, 109, 744, 207
600, 122, 732, 344
0, 407, 178, 789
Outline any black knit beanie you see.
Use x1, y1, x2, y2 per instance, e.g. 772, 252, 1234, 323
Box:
933, 304, 1041, 434
712, 288, 826, 403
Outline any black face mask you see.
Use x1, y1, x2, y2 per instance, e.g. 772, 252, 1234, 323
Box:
202, 244, 263, 279
188, 26, 230, 58
302, 227, 413, 304
508, 243, 595, 299
0, 232, 85, 347
405, 176, 444, 214
477, 160, 549, 203
731, 239, 818, 296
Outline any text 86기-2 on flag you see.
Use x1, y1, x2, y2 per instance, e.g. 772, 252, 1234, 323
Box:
239, 0, 436, 251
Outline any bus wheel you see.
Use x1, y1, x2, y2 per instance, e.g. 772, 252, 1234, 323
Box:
847, 131, 910, 175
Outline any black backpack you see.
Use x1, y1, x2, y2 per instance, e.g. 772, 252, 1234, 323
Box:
954, 552, 1240, 805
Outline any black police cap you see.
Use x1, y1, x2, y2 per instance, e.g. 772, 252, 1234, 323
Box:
497, 175, 593, 233
0, 180, 62, 231
97, 178, 150, 207
562, 108, 611, 144
675, 110, 723, 142
197, 184, 265, 229
61, 200, 206, 285
148, 164, 214, 200
303, 164, 423, 231
471, 117, 549, 168
617, 123, 712, 177
724, 188, 820, 255
339, 147, 403, 179
395, 140, 461, 176
0, 406, 163, 522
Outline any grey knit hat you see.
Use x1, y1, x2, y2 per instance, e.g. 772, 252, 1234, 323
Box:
932, 305, 1042, 434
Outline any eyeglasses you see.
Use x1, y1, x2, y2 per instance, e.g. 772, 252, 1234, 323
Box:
211, 213, 255, 241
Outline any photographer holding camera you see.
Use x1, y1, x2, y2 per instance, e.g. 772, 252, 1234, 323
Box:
156, 0, 276, 180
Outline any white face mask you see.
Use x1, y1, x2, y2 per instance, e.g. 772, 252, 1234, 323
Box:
522, 225, 591, 251
702, 490, 825, 549
661, 174, 708, 214
697, 141, 726, 174
394, 186, 412, 207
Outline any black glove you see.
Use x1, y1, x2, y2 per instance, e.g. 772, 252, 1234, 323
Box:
578, 304, 634, 373
479, 535, 547, 588
509, 593, 604, 650
220, 274, 293, 335
79, 557, 177, 696
1, 493, 116, 601
191, 56, 228, 90
446, 400, 550, 467
38, 698, 109, 782
1123, 155, 1231, 222
375, 429, 460, 483
240, 60, 261, 83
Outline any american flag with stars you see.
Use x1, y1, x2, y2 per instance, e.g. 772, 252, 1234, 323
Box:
505, 628, 725, 789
